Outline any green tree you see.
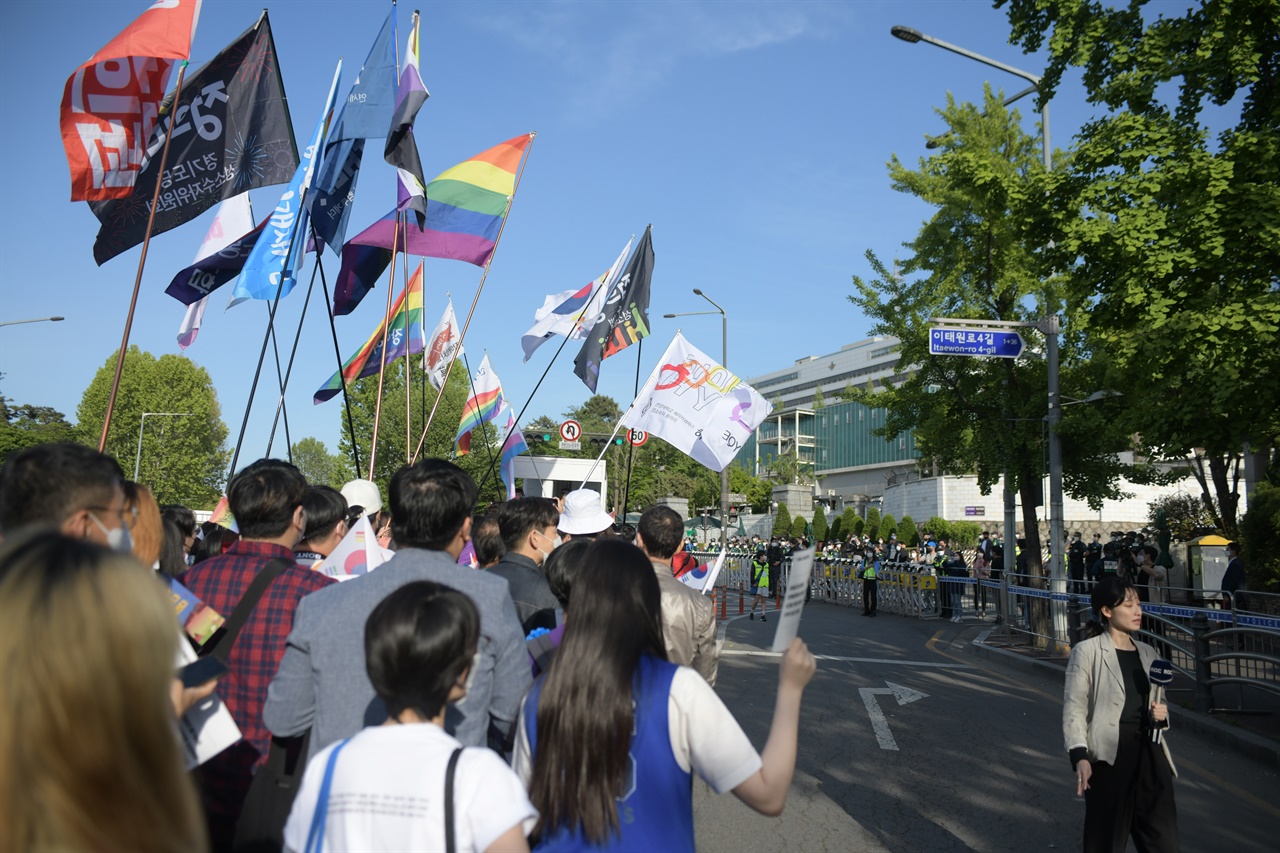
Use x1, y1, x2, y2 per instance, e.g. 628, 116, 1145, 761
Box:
900, 514, 918, 547
811, 386, 826, 410
841, 507, 859, 540
1148, 493, 1217, 541
0, 398, 76, 464
924, 517, 953, 542
864, 506, 881, 542
1239, 484, 1280, 594
848, 89, 1152, 594
773, 503, 792, 537
853, 516, 865, 538
829, 515, 843, 542
881, 513, 897, 541
291, 437, 351, 489
1001, 0, 1280, 536
729, 463, 771, 513
76, 347, 229, 507
812, 504, 828, 541
790, 515, 808, 539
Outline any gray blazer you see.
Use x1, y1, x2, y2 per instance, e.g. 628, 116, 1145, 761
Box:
1063, 632, 1176, 774
264, 547, 532, 760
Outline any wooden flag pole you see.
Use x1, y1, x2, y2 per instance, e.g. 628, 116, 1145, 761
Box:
367, 210, 404, 478
98, 61, 189, 452
410, 132, 536, 464
404, 246, 413, 463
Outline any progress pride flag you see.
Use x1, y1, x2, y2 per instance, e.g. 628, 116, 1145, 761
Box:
60, 0, 202, 201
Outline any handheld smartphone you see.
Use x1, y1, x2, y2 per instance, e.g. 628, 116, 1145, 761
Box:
179, 655, 229, 689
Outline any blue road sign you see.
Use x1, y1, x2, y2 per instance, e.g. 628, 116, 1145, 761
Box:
929, 327, 1025, 358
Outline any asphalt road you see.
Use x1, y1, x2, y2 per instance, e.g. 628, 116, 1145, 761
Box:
693, 602, 1280, 852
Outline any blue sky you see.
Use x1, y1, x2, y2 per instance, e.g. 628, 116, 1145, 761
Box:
1, 0, 1133, 468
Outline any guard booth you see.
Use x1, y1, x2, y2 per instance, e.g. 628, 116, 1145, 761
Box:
512, 456, 608, 510
1186, 534, 1232, 605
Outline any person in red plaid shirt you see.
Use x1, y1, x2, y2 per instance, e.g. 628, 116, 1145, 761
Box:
184, 458, 335, 850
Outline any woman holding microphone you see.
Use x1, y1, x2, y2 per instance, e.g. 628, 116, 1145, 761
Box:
1063, 576, 1179, 852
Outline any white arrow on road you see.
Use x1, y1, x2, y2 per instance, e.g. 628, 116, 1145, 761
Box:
859, 681, 928, 751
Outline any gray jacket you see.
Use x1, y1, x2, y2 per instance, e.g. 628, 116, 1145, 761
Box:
651, 559, 718, 686
263, 547, 531, 759
1063, 632, 1176, 774
487, 552, 559, 635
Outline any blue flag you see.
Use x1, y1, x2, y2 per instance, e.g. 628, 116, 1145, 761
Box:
232, 61, 343, 303
309, 7, 399, 253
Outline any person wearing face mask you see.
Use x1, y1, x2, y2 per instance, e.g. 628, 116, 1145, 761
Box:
1068, 532, 1088, 596
183, 458, 336, 850
488, 497, 562, 636
0, 441, 133, 551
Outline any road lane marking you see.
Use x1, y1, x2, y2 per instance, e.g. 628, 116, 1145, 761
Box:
720, 649, 972, 668
860, 681, 928, 750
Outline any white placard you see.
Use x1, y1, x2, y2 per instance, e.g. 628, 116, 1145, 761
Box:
175, 637, 242, 769
772, 547, 815, 652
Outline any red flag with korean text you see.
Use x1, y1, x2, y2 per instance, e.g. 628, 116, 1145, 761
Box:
60, 0, 203, 201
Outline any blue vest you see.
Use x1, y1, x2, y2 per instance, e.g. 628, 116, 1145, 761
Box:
527, 655, 694, 852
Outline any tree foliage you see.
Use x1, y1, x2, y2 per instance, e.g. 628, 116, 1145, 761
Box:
76, 347, 229, 508
1239, 484, 1280, 594
790, 515, 808, 539
773, 502, 792, 537
0, 398, 76, 464
900, 514, 919, 547
999, 0, 1280, 536
1148, 492, 1217, 541
841, 507, 859, 540
291, 436, 351, 489
864, 506, 881, 542
812, 504, 828, 541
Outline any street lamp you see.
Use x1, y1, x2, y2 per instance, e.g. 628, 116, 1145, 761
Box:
666, 287, 730, 553
135, 412, 194, 481
900, 25, 1061, 583
0, 316, 65, 328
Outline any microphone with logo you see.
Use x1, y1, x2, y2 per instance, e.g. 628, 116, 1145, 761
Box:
1148, 658, 1174, 743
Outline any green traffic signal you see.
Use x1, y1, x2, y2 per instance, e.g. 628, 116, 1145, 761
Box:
614, 437, 624, 445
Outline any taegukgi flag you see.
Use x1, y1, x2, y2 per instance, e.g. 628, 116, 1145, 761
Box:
621, 332, 772, 472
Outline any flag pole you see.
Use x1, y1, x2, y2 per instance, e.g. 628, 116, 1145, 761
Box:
622, 337, 644, 524
315, 234, 362, 476
265, 255, 323, 458
266, 303, 294, 461
411, 132, 536, 463
403, 247, 412, 463
367, 211, 404, 478
578, 341, 665, 488
228, 285, 287, 478
98, 61, 190, 453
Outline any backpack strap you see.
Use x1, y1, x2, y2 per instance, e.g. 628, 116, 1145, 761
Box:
304, 737, 351, 853
200, 557, 294, 660
445, 746, 464, 853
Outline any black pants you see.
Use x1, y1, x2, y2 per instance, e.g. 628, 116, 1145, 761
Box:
862, 578, 877, 614
1083, 722, 1179, 853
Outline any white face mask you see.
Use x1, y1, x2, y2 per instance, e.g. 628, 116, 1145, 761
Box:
90, 512, 133, 554
533, 529, 561, 564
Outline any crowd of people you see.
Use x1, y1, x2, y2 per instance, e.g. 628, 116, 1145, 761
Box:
0, 442, 816, 852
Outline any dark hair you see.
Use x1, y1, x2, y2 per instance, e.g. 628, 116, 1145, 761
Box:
226, 459, 307, 539
1227, 541, 1240, 556
365, 581, 479, 721
157, 519, 187, 579
1084, 576, 1139, 639
497, 498, 559, 550
637, 505, 683, 560
471, 512, 505, 567
192, 524, 238, 564
530, 540, 665, 844
0, 442, 124, 532
1140, 544, 1159, 560
159, 504, 197, 539
299, 486, 347, 547
543, 538, 592, 609
388, 459, 476, 550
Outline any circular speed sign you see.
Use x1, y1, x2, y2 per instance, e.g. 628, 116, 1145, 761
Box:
627, 428, 648, 447
559, 420, 582, 442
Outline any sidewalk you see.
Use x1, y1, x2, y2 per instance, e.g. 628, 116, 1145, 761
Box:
961, 619, 1280, 769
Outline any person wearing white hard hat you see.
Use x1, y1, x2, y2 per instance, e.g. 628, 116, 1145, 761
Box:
556, 488, 614, 541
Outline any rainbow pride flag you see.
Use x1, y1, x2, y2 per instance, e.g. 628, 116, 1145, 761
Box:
455, 354, 505, 455
332, 133, 534, 314
314, 262, 426, 404
209, 496, 235, 531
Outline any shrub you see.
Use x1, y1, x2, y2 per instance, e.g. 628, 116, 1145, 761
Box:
813, 505, 828, 541
791, 515, 808, 539
865, 507, 881, 542
1239, 483, 1280, 594
881, 514, 898, 541
900, 514, 918, 547
773, 503, 792, 537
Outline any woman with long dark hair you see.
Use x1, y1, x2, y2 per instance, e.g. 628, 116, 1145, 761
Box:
1064, 576, 1178, 852
516, 539, 815, 851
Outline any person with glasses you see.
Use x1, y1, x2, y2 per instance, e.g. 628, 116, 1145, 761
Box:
0, 441, 132, 552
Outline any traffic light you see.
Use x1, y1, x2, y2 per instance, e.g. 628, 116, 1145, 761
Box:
524, 431, 553, 444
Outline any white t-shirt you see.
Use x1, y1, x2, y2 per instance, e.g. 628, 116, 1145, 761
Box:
284, 723, 536, 853
514, 665, 762, 794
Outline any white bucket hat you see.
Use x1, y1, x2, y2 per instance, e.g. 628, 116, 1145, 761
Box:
558, 488, 613, 536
